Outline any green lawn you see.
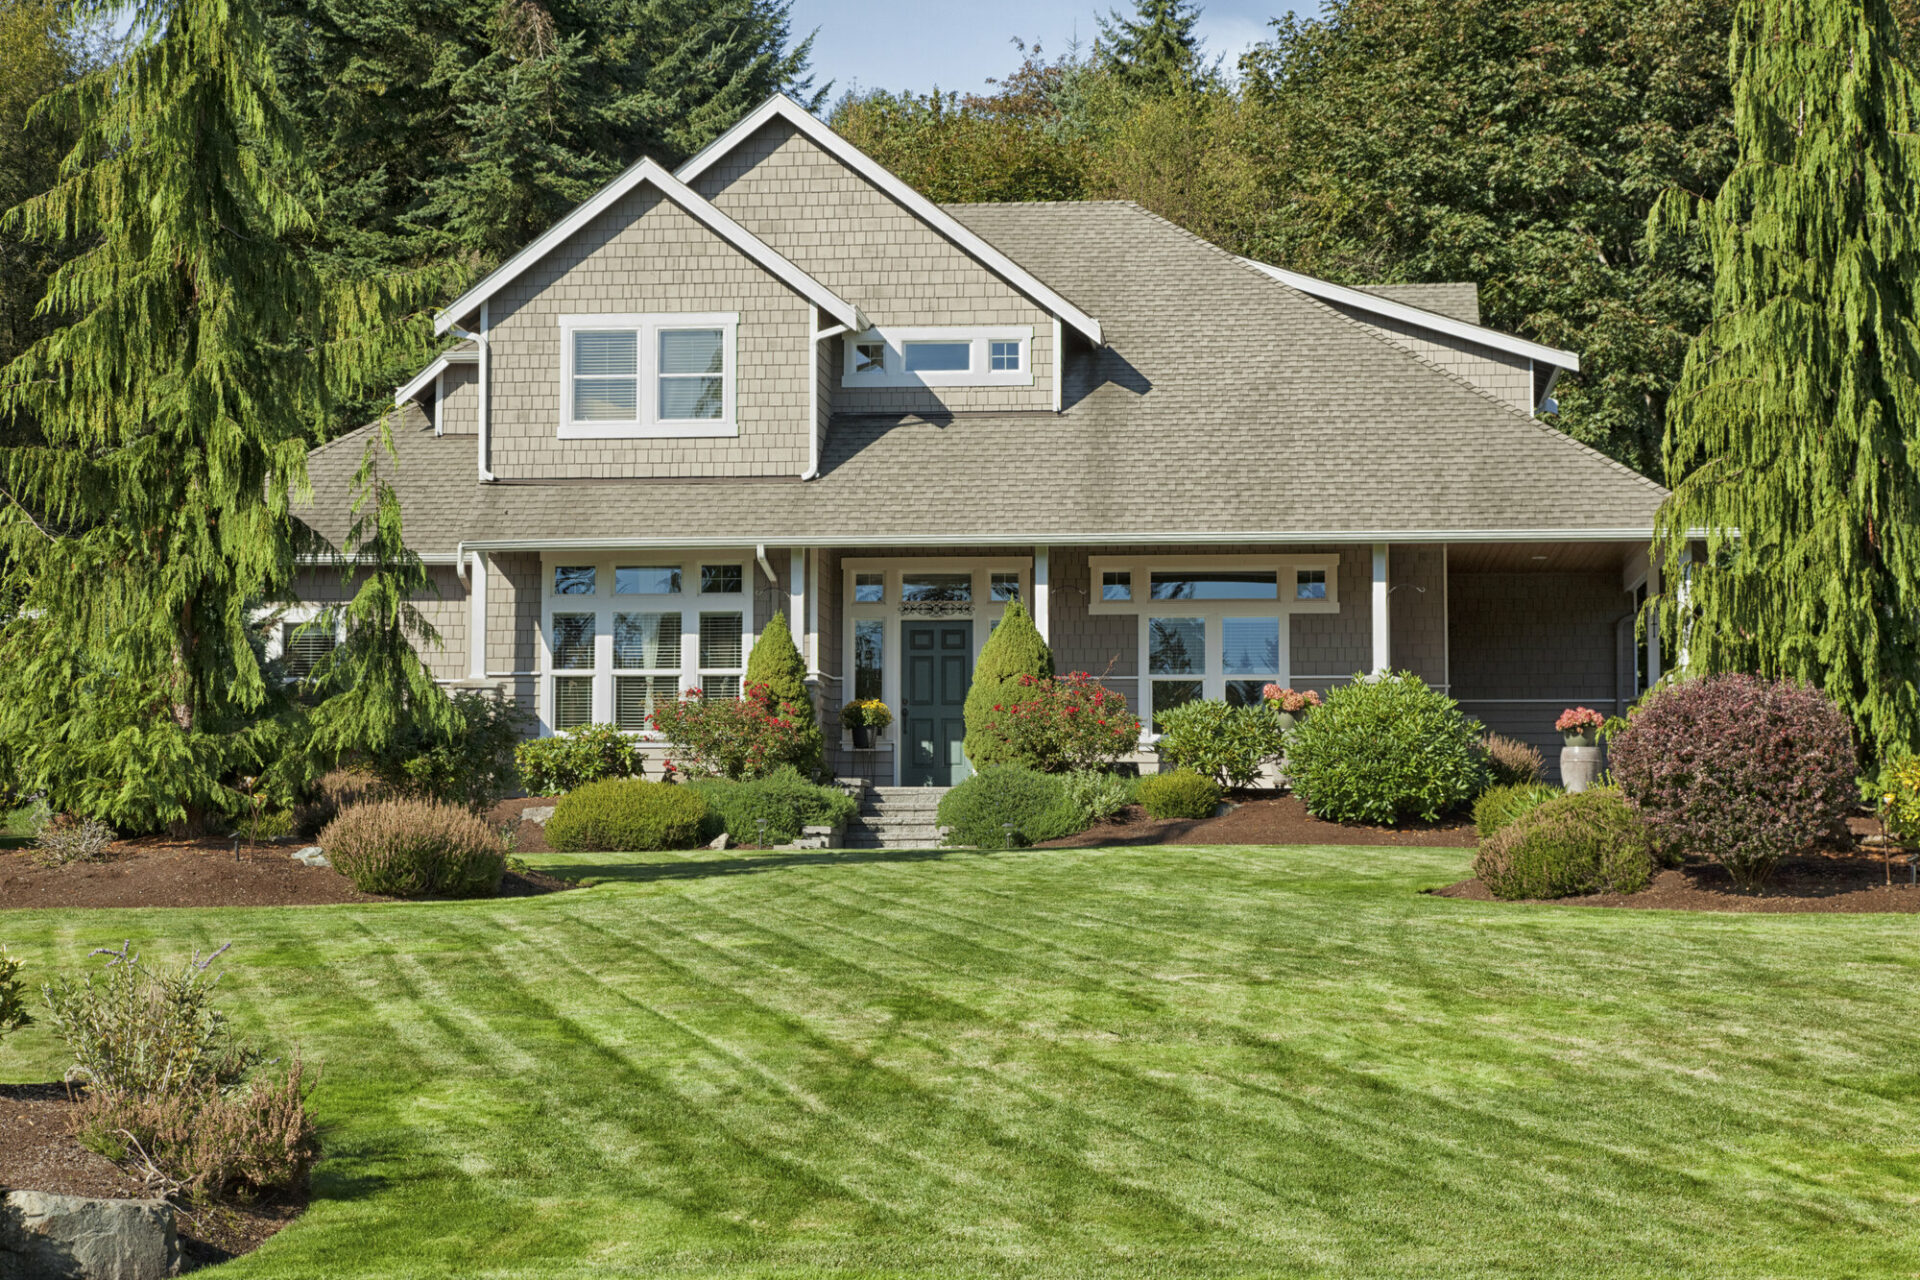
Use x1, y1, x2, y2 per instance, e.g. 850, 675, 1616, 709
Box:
3, 843, 1917, 1279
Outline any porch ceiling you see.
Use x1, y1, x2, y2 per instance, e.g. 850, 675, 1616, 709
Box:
1445, 541, 1640, 573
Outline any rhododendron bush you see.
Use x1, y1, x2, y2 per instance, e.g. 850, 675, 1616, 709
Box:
651, 681, 820, 781
979, 673, 1141, 773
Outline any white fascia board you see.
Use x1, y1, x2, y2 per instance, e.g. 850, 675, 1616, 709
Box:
459, 528, 1656, 553
676, 95, 1105, 348
394, 347, 478, 407
1237, 258, 1580, 372
433, 158, 863, 335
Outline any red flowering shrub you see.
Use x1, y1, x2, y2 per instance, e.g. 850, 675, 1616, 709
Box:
650, 681, 819, 781
981, 672, 1141, 773
1607, 674, 1857, 890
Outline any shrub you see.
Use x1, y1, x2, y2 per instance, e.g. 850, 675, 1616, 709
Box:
1481, 734, 1545, 787
1062, 768, 1133, 824
366, 688, 525, 810
1284, 674, 1487, 824
1135, 770, 1222, 820
963, 602, 1054, 768
746, 612, 824, 776
1608, 674, 1858, 890
936, 765, 1084, 849
0, 944, 30, 1044
979, 672, 1141, 772
651, 682, 819, 781
545, 779, 709, 852
293, 769, 382, 838
33, 813, 117, 865
73, 1055, 317, 1200
1473, 788, 1656, 900
689, 768, 857, 845
41, 942, 261, 1097
514, 723, 647, 796
1473, 783, 1562, 839
1879, 756, 1920, 845
1153, 700, 1288, 789
320, 799, 509, 898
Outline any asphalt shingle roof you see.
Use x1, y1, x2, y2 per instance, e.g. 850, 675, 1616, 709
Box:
302, 201, 1666, 552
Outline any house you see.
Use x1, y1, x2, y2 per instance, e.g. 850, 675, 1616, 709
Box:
293, 93, 1669, 787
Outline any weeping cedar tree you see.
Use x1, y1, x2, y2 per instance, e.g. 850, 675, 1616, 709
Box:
963, 601, 1054, 768
0, 0, 441, 829
1650, 0, 1920, 761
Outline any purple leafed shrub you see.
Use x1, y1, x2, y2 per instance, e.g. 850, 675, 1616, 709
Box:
1607, 675, 1857, 890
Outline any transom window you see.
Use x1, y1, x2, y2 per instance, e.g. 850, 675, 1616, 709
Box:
902, 572, 972, 603
558, 313, 737, 439
701, 564, 743, 594
842, 327, 1034, 388
1296, 568, 1328, 600
903, 341, 971, 373
554, 565, 596, 595
990, 571, 1021, 602
616, 565, 682, 595
1150, 570, 1277, 601
854, 572, 885, 603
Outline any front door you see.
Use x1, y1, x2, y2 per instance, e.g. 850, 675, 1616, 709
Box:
901, 621, 972, 786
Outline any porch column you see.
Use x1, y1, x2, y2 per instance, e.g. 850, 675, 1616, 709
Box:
1645, 558, 1662, 686
468, 550, 489, 681
1033, 545, 1050, 641
1371, 543, 1389, 675
788, 548, 806, 653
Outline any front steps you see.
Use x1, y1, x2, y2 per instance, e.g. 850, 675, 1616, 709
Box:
843, 784, 949, 850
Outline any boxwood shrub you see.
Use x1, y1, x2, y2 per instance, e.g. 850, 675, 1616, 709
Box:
1472, 783, 1562, 840
1285, 673, 1487, 824
1135, 770, 1222, 819
545, 779, 708, 852
320, 799, 509, 898
1472, 788, 1655, 900
689, 768, 857, 845
936, 765, 1085, 849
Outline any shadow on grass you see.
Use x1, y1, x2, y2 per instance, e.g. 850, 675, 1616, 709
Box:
547, 846, 972, 885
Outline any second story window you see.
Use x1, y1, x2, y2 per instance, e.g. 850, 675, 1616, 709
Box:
559, 313, 737, 440
842, 326, 1034, 389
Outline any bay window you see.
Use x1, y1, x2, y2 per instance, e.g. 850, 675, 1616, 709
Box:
558, 313, 737, 439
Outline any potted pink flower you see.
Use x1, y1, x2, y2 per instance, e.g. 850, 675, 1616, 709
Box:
1555, 706, 1605, 747
1262, 684, 1322, 732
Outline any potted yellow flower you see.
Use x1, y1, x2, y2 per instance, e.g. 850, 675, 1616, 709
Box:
840, 698, 893, 749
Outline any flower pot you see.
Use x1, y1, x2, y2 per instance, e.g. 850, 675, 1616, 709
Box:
1560, 744, 1603, 793
851, 724, 874, 750
1562, 729, 1598, 747
1275, 711, 1298, 735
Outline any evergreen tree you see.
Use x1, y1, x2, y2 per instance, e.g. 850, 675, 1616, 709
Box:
963, 601, 1054, 768
1099, 0, 1203, 96
745, 609, 822, 775
0, 0, 435, 830
1650, 0, 1920, 759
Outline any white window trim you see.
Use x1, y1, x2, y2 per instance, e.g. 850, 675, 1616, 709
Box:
842, 326, 1034, 389
557, 312, 739, 440
841, 557, 1031, 784
539, 552, 756, 736
256, 604, 347, 684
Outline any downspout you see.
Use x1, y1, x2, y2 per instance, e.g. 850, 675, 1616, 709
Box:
755, 543, 777, 600
802, 320, 851, 480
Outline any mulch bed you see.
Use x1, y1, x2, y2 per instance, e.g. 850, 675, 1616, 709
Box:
1433, 849, 1920, 914
0, 1081, 304, 1269
1039, 794, 1479, 849
493, 795, 557, 855
0, 837, 575, 911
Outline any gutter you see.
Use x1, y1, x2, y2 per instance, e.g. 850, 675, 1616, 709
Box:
455, 528, 1669, 553
802, 321, 851, 480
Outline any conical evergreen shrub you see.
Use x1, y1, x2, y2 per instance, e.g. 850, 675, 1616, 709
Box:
746, 612, 823, 777
963, 601, 1055, 767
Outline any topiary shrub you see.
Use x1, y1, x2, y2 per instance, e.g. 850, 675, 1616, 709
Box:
515, 723, 647, 796
544, 779, 708, 852
1284, 673, 1487, 824
1481, 734, 1545, 787
1473, 787, 1656, 900
1473, 783, 1562, 839
1135, 770, 1222, 819
745, 611, 824, 776
963, 602, 1054, 768
320, 799, 509, 897
1607, 674, 1858, 890
688, 767, 856, 845
936, 765, 1083, 849
1153, 700, 1288, 789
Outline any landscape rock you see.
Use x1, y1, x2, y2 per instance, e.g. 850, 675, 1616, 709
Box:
0, 1190, 181, 1280
290, 846, 330, 869
521, 806, 556, 826
707, 832, 731, 850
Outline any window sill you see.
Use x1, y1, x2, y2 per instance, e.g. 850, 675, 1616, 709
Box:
557, 421, 738, 440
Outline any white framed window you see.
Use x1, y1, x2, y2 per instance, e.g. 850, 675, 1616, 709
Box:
557, 313, 738, 439
539, 552, 755, 735
841, 326, 1033, 388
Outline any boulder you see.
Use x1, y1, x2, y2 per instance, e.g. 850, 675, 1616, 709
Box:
0, 1190, 181, 1280
290, 846, 330, 868
706, 832, 731, 850
521, 806, 556, 826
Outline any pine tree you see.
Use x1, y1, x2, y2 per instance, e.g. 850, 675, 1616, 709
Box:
1099, 0, 1203, 96
963, 601, 1055, 768
0, 0, 434, 829
1650, 0, 1920, 760
745, 609, 822, 775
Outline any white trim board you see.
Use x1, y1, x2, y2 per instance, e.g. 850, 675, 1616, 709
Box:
676, 94, 1104, 348
1236, 258, 1580, 373
394, 346, 477, 407
459, 529, 1658, 553
433, 157, 864, 336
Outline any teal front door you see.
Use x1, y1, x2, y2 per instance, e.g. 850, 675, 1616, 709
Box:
902, 621, 973, 786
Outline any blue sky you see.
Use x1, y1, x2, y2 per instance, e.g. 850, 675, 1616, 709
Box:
786, 1, 1319, 101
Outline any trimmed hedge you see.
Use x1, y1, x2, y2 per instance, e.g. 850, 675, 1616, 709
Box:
545, 779, 708, 852
320, 799, 509, 898
1135, 770, 1221, 819
1285, 674, 1486, 824
689, 768, 856, 845
1472, 783, 1562, 840
1473, 788, 1655, 900
937, 765, 1084, 849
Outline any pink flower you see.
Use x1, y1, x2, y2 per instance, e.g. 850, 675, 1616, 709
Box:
1556, 706, 1605, 733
